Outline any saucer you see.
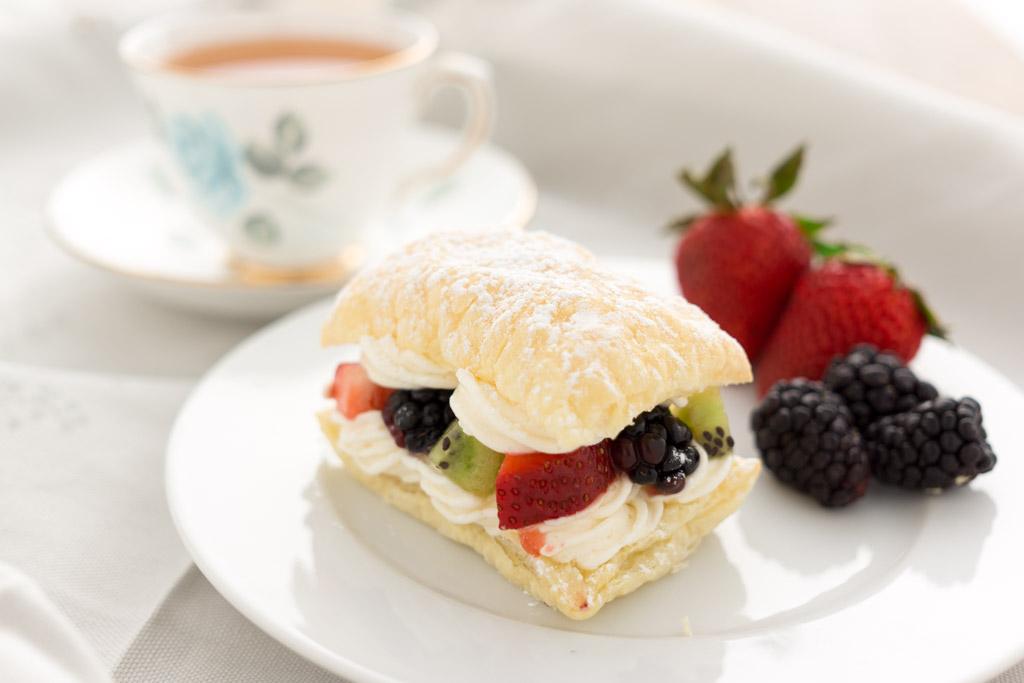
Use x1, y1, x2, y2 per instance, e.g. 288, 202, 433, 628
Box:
47, 125, 537, 319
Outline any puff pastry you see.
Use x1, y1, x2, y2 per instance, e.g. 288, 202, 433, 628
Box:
322, 230, 751, 452
319, 411, 760, 619
318, 229, 760, 619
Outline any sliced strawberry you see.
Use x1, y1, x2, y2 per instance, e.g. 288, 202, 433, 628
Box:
518, 528, 546, 556
495, 441, 616, 530
330, 363, 393, 419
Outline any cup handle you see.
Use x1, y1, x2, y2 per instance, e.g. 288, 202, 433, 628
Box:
400, 51, 495, 191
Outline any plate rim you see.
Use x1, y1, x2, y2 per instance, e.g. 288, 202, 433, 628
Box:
164, 298, 401, 683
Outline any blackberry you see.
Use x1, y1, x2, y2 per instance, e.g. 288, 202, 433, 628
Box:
610, 405, 700, 495
823, 344, 938, 430
382, 389, 456, 453
865, 397, 997, 491
751, 379, 870, 507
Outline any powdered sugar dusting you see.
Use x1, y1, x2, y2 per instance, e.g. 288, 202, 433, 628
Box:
324, 229, 750, 450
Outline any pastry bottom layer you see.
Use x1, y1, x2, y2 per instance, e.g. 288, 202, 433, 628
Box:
317, 412, 761, 620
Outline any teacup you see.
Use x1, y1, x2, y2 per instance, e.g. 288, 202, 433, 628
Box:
120, 9, 494, 273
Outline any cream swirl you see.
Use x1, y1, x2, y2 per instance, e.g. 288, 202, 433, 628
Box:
331, 409, 735, 568
533, 475, 664, 569
359, 343, 679, 456
449, 369, 569, 453
359, 336, 457, 389
534, 446, 735, 570
336, 410, 498, 534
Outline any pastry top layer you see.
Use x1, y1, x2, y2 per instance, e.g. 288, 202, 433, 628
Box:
322, 229, 751, 451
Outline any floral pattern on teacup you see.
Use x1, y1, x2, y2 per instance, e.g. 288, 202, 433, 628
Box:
244, 113, 328, 191
167, 113, 246, 216
242, 212, 282, 246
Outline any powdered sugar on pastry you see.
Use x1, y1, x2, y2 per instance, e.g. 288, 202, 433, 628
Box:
323, 230, 751, 453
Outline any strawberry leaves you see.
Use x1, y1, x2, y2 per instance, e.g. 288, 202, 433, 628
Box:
679, 148, 739, 213
666, 213, 700, 233
762, 144, 805, 204
911, 289, 949, 339
793, 214, 836, 254
793, 214, 830, 238
672, 145, 809, 232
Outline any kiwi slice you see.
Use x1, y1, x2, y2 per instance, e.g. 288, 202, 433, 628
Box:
672, 387, 734, 457
428, 421, 505, 496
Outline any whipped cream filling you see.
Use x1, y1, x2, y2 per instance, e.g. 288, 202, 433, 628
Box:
359, 336, 457, 389
450, 369, 574, 454
532, 443, 733, 569
533, 475, 664, 569
663, 441, 734, 504
358, 340, 615, 454
336, 410, 499, 534
331, 407, 736, 570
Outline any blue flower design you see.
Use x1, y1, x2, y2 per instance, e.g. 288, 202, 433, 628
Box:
167, 113, 245, 216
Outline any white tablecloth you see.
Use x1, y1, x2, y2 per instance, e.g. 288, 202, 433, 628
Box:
3, 0, 1024, 681
0, 363, 339, 681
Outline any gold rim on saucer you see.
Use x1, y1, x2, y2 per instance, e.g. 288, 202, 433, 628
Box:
229, 245, 366, 286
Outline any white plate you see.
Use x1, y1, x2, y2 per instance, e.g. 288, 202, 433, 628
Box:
167, 258, 1024, 683
46, 125, 536, 320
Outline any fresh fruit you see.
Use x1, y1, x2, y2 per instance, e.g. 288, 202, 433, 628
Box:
751, 379, 870, 507
865, 397, 997, 491
428, 422, 505, 496
330, 363, 393, 419
518, 528, 546, 556
671, 387, 735, 456
495, 442, 616, 529
755, 259, 945, 395
610, 405, 700, 495
381, 388, 455, 453
823, 344, 938, 430
671, 146, 821, 359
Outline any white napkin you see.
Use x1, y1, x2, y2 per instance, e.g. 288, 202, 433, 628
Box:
0, 563, 110, 683
0, 363, 194, 667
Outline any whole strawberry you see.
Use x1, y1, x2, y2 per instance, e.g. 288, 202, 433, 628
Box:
672, 146, 822, 359
755, 258, 945, 395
